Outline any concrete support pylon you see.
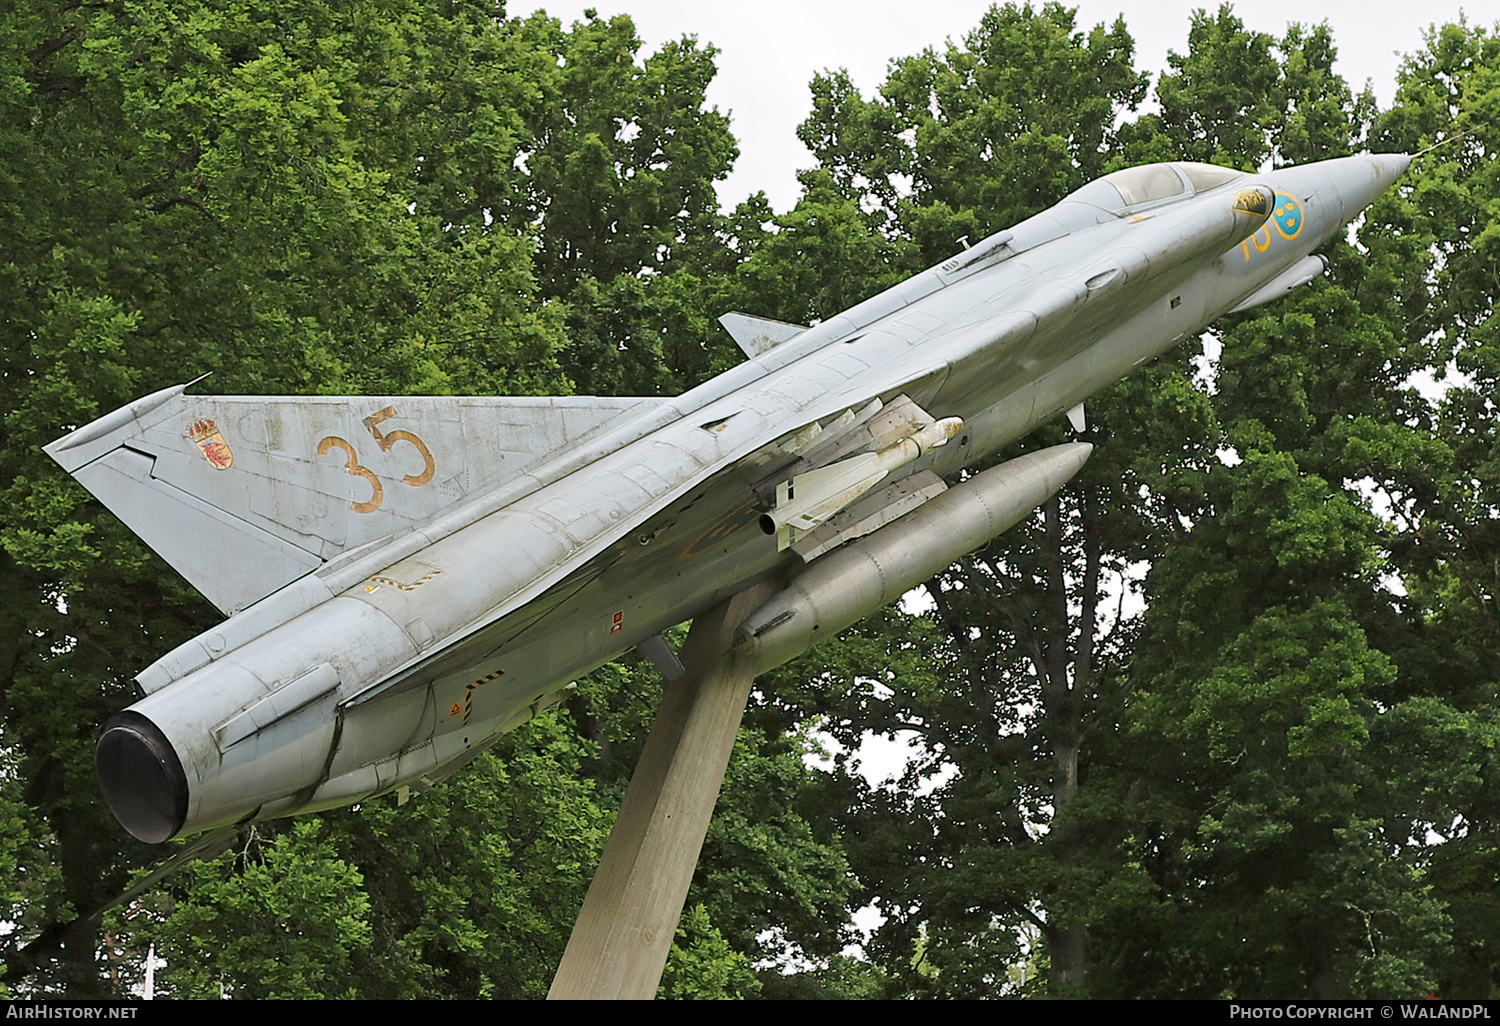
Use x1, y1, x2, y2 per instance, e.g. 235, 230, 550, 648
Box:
547, 582, 775, 1000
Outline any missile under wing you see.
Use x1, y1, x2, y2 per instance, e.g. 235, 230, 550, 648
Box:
46, 153, 1410, 844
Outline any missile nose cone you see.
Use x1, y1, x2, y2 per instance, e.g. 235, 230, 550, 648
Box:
1055, 440, 1093, 476
97, 712, 188, 843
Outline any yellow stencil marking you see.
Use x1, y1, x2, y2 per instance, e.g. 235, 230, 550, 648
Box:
368, 569, 442, 592
450, 669, 506, 723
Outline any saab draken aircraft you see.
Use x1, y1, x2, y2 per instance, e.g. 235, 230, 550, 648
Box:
46, 153, 1410, 844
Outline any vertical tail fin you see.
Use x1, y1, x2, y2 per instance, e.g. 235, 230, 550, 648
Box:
47, 386, 663, 614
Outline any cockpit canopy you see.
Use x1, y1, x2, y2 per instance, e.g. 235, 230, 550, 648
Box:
1062, 161, 1246, 215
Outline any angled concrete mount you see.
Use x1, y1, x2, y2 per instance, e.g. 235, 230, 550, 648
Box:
548, 582, 776, 1000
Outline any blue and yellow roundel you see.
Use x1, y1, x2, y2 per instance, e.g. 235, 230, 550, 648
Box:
1271, 192, 1303, 239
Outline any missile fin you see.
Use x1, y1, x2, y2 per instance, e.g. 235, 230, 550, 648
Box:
771, 394, 938, 491
769, 454, 890, 549
1066, 404, 1087, 434
637, 634, 686, 681
790, 470, 948, 562
759, 396, 963, 548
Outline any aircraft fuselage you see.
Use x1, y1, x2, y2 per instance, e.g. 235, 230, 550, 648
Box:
62, 154, 1409, 843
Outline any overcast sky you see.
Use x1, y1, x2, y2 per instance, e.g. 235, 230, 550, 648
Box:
526, 0, 1490, 212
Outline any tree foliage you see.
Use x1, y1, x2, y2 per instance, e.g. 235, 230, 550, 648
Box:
761, 2, 1500, 1001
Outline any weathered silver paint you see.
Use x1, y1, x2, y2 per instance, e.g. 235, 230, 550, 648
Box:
47, 153, 1411, 842
759, 410, 963, 543
737, 442, 1095, 671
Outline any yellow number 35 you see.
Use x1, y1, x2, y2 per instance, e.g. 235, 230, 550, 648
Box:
317, 407, 437, 514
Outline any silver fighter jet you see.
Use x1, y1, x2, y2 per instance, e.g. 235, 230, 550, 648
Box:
46, 153, 1410, 844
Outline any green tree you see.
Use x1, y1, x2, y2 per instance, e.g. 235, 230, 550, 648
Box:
1, 0, 569, 993
144, 820, 374, 1000
1079, 11, 1489, 1001
799, 1, 1147, 262
1359, 21, 1500, 997
8, 0, 1500, 1001
747, 3, 1198, 997
749, 2, 1493, 999
1155, 4, 1280, 167
2, 1, 857, 996
507, 9, 744, 396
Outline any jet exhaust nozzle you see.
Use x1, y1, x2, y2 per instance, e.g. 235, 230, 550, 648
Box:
96, 711, 189, 844
96, 660, 344, 842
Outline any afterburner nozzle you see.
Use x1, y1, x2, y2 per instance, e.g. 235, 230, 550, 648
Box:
97, 711, 189, 844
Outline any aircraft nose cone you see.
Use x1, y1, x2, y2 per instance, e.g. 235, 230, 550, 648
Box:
1374, 152, 1413, 178
1364, 153, 1413, 202
96, 712, 188, 843
1330, 153, 1411, 223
